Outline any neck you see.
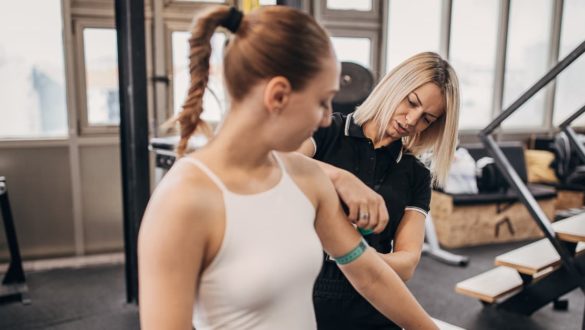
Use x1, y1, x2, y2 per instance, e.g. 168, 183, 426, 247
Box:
363, 120, 397, 149
204, 108, 274, 170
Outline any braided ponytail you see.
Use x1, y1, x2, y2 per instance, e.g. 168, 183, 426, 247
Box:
176, 6, 233, 157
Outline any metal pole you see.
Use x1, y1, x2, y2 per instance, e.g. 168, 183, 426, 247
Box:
482, 40, 585, 135
114, 0, 150, 304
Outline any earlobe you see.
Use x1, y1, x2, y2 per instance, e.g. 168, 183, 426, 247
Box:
264, 76, 291, 114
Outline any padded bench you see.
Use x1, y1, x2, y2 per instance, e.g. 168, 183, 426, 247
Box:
430, 142, 557, 248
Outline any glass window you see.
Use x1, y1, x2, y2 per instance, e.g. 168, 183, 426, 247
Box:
259, 0, 277, 5
0, 0, 67, 138
450, 0, 499, 129
386, 0, 441, 72
331, 37, 371, 69
553, 0, 585, 126
502, 0, 553, 129
327, 0, 372, 11
83, 28, 120, 126
172, 31, 227, 123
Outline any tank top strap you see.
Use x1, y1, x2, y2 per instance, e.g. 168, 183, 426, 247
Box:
181, 157, 228, 193
271, 151, 288, 176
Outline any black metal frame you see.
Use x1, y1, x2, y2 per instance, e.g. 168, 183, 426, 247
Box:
559, 104, 585, 163
0, 177, 29, 305
115, 0, 151, 304
478, 39, 585, 327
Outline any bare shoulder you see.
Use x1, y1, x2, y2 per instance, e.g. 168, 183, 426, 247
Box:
139, 157, 224, 251
277, 151, 325, 180
276, 152, 334, 205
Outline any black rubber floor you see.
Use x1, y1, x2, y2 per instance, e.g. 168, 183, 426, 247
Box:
0, 240, 582, 329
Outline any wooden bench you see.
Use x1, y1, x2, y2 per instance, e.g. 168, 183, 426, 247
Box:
456, 211, 585, 312
495, 239, 585, 275
553, 212, 585, 243
455, 266, 523, 303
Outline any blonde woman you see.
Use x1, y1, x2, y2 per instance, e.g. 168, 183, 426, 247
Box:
138, 6, 439, 330
298, 52, 460, 330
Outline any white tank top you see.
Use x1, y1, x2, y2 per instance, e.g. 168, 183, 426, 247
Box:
182, 152, 323, 330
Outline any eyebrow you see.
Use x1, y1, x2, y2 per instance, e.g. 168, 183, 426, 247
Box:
412, 92, 439, 119
413, 92, 423, 107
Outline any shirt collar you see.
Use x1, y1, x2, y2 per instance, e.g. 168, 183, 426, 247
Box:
344, 112, 403, 163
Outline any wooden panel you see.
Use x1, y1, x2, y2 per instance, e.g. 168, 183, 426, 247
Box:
0, 147, 75, 260
553, 213, 585, 243
430, 191, 555, 248
80, 145, 123, 253
455, 266, 523, 303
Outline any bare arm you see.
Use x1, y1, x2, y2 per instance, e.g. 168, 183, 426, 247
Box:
138, 172, 215, 330
310, 162, 437, 330
379, 210, 426, 281
297, 138, 388, 229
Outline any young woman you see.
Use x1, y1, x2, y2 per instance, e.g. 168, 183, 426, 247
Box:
138, 6, 438, 330
298, 52, 460, 329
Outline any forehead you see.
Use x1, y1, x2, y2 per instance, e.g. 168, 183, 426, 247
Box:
412, 82, 445, 116
310, 54, 340, 91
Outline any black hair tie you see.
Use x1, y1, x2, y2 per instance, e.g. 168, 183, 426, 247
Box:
220, 7, 243, 33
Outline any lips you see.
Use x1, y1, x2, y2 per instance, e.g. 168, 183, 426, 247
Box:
395, 121, 409, 135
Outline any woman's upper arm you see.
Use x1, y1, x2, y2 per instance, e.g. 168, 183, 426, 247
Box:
138, 184, 212, 330
312, 167, 364, 256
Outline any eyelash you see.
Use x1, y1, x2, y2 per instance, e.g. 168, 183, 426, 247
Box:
408, 97, 432, 124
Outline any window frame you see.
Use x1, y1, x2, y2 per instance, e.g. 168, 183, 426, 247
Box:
329, 30, 379, 78
73, 19, 120, 135
317, 0, 380, 22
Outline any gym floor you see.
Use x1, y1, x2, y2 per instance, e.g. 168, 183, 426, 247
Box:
0, 240, 582, 330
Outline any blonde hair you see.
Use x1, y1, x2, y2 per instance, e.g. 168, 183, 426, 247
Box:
353, 52, 460, 187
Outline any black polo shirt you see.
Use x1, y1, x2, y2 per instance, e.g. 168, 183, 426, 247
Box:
312, 112, 431, 329
312, 112, 431, 245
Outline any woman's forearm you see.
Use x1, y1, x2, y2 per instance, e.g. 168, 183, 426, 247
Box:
379, 251, 421, 282
339, 248, 437, 330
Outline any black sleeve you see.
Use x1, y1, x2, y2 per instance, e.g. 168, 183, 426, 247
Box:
406, 161, 432, 216
312, 113, 344, 160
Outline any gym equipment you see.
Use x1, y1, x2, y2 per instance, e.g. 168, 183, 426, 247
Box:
0, 176, 29, 305
332, 62, 374, 115
456, 40, 585, 325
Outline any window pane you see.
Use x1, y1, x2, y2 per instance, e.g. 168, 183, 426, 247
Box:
502, 0, 553, 128
83, 28, 120, 126
553, 0, 585, 126
386, 0, 440, 72
327, 0, 372, 11
259, 0, 276, 5
0, 0, 67, 138
172, 31, 227, 123
330, 37, 371, 69
450, 0, 499, 129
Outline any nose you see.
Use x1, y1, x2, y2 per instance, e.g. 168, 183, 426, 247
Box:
405, 109, 423, 127
319, 108, 332, 127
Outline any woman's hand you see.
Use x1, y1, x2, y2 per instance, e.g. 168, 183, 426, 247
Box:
296, 138, 389, 233
332, 169, 389, 233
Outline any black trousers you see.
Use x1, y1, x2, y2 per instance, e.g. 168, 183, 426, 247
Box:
314, 294, 401, 330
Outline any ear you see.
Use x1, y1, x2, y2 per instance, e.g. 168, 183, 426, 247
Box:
263, 76, 292, 115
